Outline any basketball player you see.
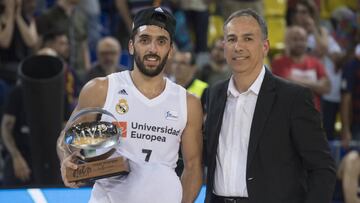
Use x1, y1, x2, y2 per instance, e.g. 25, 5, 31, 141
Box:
57, 7, 203, 203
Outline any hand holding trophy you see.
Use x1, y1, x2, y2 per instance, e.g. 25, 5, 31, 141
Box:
63, 107, 129, 183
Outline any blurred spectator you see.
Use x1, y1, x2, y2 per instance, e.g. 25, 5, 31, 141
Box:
1, 85, 33, 187
171, 2, 193, 52
331, 6, 359, 61
340, 44, 360, 148
321, 56, 343, 140
289, 0, 344, 140
286, 0, 320, 26
85, 36, 126, 82
40, 30, 69, 60
78, 0, 101, 60
220, 0, 263, 19
36, 0, 90, 77
271, 26, 330, 112
173, 51, 208, 100
179, 0, 209, 54
0, 0, 39, 86
197, 37, 231, 86
37, 30, 81, 120
114, 0, 151, 40
290, 0, 344, 61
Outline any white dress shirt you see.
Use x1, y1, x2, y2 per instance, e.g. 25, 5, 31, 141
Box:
213, 67, 265, 197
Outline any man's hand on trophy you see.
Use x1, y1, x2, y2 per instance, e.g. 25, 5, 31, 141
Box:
60, 150, 86, 188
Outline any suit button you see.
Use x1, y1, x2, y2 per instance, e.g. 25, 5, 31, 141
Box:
247, 177, 254, 181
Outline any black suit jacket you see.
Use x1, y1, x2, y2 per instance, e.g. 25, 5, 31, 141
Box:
204, 69, 336, 203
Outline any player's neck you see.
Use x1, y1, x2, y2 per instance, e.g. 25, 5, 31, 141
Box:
130, 70, 166, 99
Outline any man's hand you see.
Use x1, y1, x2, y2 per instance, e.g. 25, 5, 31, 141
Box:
60, 151, 86, 188
12, 154, 31, 182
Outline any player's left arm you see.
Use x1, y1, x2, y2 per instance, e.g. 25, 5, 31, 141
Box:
181, 93, 203, 203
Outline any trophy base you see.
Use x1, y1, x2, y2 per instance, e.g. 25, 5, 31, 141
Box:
66, 156, 130, 182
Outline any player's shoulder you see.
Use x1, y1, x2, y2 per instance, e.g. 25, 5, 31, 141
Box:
186, 92, 202, 110
83, 77, 109, 93
78, 77, 109, 107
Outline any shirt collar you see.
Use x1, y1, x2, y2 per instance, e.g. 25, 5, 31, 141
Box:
227, 66, 266, 97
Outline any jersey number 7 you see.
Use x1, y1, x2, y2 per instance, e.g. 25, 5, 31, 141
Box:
142, 149, 152, 162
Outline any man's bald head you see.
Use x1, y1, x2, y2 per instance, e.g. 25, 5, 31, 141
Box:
285, 26, 308, 57
96, 37, 121, 72
97, 37, 121, 54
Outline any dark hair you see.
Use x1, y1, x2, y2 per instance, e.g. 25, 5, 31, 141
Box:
297, 0, 319, 23
223, 8, 268, 40
286, 0, 318, 26
42, 30, 67, 44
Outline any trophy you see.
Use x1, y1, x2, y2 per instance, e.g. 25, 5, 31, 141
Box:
64, 107, 129, 182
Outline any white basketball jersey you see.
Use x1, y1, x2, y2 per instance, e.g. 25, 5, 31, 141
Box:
89, 71, 187, 203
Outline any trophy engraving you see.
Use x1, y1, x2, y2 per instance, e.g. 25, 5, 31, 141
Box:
64, 108, 129, 182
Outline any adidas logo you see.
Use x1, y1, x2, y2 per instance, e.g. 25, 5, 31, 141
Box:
118, 89, 128, 95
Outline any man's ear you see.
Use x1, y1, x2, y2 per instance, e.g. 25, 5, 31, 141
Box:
263, 39, 270, 55
129, 39, 134, 55
168, 44, 174, 58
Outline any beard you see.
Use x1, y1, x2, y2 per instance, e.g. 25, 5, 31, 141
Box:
134, 48, 170, 77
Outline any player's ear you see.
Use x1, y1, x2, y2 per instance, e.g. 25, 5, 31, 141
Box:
129, 39, 134, 55
168, 43, 174, 58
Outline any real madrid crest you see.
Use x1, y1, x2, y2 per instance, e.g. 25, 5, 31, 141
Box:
115, 98, 129, 114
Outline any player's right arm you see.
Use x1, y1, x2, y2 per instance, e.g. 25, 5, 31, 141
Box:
57, 77, 108, 188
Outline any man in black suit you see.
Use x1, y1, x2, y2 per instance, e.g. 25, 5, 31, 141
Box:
204, 9, 336, 203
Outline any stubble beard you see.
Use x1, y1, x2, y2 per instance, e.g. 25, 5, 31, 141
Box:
134, 48, 170, 77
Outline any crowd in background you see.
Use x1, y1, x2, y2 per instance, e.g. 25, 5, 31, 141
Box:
0, 0, 359, 202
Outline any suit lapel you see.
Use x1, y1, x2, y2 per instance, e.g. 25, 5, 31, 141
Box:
208, 80, 229, 159
207, 80, 229, 194
247, 69, 277, 171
